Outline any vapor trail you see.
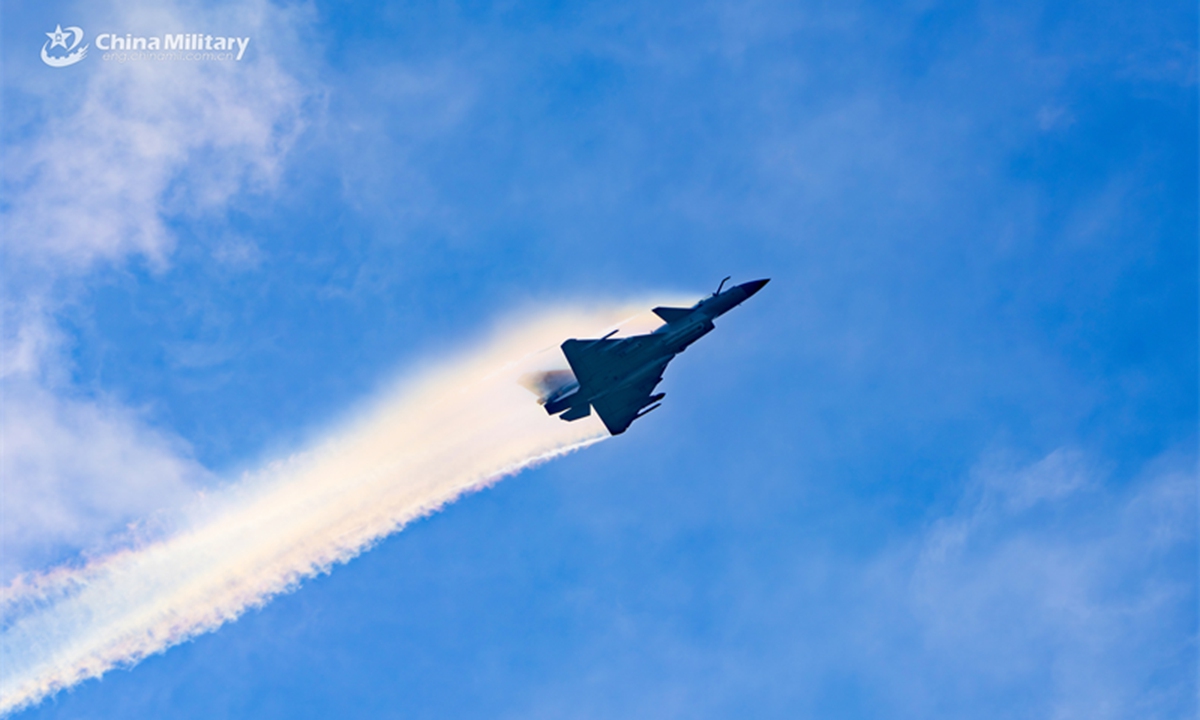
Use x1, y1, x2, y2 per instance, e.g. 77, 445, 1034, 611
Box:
0, 304, 674, 715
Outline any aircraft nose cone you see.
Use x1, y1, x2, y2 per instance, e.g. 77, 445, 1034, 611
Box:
741, 278, 770, 297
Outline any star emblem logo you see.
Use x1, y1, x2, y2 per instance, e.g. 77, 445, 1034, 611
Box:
46, 24, 70, 49
40, 24, 88, 67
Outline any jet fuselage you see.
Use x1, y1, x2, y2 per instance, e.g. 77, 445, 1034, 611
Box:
542, 278, 768, 433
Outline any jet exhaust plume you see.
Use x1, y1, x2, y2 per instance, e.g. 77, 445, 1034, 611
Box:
0, 303, 678, 715
519, 370, 578, 403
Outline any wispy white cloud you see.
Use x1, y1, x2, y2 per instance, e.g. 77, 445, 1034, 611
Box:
502, 447, 1195, 720
0, 384, 212, 584
1, 0, 315, 586
865, 448, 1197, 719
3, 1, 309, 270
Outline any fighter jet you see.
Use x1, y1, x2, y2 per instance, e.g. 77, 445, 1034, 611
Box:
535, 277, 769, 435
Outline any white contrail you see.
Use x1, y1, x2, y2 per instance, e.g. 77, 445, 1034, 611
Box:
0, 302, 680, 715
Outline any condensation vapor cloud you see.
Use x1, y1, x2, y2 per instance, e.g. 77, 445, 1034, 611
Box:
0, 304, 675, 715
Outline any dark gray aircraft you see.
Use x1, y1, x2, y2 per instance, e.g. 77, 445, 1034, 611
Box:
533, 277, 769, 435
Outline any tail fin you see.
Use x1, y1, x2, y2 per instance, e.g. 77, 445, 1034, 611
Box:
652, 306, 691, 323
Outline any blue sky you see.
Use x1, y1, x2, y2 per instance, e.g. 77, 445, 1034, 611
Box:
1, 0, 1196, 718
